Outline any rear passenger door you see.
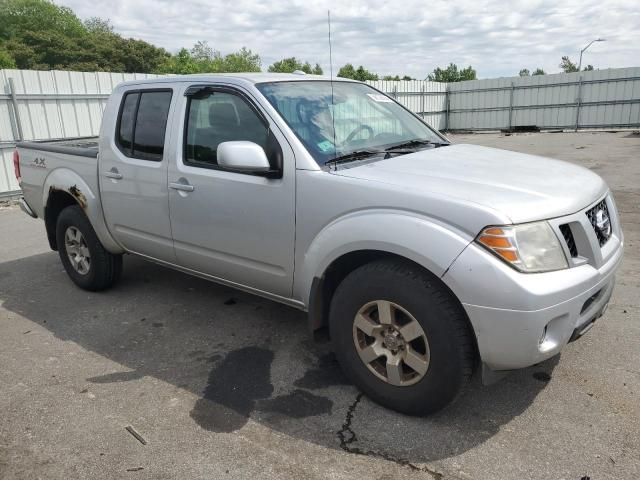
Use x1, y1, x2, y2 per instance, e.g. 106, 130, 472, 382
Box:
167, 84, 296, 297
100, 88, 176, 262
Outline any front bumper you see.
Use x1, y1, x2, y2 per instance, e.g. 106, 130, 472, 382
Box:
443, 220, 623, 372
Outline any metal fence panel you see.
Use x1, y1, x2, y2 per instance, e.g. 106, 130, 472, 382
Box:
0, 69, 161, 197
370, 67, 640, 132
367, 79, 447, 130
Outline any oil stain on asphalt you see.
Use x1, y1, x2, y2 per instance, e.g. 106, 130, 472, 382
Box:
190, 346, 339, 432
190, 346, 274, 433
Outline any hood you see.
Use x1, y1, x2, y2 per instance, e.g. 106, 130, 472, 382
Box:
333, 144, 607, 224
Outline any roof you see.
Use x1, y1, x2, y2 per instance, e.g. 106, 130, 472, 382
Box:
117, 72, 359, 88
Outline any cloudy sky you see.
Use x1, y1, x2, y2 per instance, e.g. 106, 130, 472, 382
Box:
60, 0, 639, 79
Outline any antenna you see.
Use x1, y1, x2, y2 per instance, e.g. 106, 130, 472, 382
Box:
328, 10, 337, 164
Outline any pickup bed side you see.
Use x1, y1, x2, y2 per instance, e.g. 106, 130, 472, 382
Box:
17, 138, 123, 254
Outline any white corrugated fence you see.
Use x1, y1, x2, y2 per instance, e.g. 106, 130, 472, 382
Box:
0, 69, 160, 197
1, 67, 639, 196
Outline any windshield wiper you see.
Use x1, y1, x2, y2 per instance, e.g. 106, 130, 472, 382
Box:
384, 139, 450, 151
325, 149, 382, 167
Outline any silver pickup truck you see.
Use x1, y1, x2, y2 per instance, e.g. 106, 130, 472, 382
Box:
15, 73, 623, 415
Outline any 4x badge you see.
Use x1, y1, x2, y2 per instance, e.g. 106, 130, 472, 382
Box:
33, 157, 46, 168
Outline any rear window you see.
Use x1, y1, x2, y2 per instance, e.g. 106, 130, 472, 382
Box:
116, 89, 172, 161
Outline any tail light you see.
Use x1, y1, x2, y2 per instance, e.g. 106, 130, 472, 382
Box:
13, 149, 21, 183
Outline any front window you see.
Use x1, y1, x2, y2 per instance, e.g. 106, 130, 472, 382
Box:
256, 81, 445, 165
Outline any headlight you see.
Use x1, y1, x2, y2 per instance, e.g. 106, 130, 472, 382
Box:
476, 222, 568, 273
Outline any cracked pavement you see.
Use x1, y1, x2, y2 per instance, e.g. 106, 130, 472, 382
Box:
1, 131, 639, 479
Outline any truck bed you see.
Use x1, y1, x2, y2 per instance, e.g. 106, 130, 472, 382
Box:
17, 137, 99, 158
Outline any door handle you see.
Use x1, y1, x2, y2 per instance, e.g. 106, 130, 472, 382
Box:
169, 182, 195, 192
104, 170, 123, 180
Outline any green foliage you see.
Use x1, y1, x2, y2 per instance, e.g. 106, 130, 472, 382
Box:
84, 17, 114, 35
222, 47, 262, 72
427, 63, 476, 82
520, 67, 546, 76
268, 57, 323, 75
156, 42, 261, 74
0, 0, 85, 40
337, 63, 379, 81
560, 56, 579, 73
0, 0, 170, 72
560, 56, 595, 73
0, 48, 17, 68
382, 75, 414, 81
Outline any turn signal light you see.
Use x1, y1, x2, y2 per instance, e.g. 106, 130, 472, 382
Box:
477, 227, 521, 266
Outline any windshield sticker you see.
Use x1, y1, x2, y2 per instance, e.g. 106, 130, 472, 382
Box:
367, 93, 394, 103
317, 140, 335, 152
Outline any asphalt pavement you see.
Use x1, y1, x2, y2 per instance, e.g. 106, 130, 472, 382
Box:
1, 131, 638, 479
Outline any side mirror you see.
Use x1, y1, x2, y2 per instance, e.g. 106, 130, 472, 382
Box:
217, 141, 271, 173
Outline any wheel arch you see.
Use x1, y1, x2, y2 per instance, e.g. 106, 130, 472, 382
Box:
308, 249, 479, 366
44, 189, 79, 250
42, 168, 123, 253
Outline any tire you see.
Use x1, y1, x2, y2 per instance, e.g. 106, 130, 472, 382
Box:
329, 259, 475, 415
55, 205, 122, 291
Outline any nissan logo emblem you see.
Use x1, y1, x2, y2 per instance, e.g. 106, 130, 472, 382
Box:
595, 209, 611, 239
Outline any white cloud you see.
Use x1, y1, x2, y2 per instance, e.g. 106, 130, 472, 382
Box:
60, 0, 640, 78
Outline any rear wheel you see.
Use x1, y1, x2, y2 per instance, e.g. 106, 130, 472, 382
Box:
56, 205, 122, 291
329, 259, 475, 415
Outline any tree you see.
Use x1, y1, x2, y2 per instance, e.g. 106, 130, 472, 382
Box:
337, 63, 378, 81
0, 47, 16, 68
84, 17, 113, 35
0, 0, 85, 40
520, 67, 546, 76
156, 43, 261, 74
382, 74, 414, 81
190, 40, 215, 61
559, 56, 579, 73
427, 63, 476, 82
221, 47, 261, 72
268, 57, 322, 74
1, 0, 170, 72
559, 56, 595, 73
157, 48, 199, 74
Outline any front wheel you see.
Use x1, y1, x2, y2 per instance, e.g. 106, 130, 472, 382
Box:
329, 259, 476, 415
56, 205, 122, 291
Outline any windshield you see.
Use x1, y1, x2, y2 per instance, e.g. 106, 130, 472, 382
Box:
256, 81, 446, 165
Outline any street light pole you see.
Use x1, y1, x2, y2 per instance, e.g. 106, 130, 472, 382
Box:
578, 38, 606, 71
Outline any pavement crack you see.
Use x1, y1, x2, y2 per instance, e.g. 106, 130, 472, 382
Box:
337, 393, 444, 479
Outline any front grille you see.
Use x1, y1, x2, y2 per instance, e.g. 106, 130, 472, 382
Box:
559, 224, 578, 257
586, 199, 612, 247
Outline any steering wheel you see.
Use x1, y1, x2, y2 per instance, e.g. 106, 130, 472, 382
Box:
344, 123, 374, 145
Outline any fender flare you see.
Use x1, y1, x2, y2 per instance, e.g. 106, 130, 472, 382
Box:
295, 209, 473, 307
43, 168, 124, 254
